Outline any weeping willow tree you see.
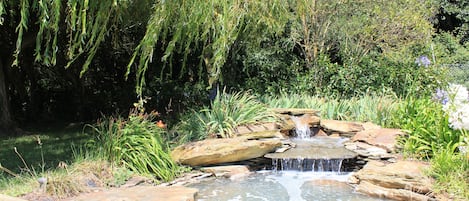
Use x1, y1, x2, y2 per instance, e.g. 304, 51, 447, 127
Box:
0, 0, 152, 134
126, 0, 292, 95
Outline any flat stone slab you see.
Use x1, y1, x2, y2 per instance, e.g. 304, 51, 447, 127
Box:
265, 137, 357, 160
64, 186, 198, 201
271, 108, 320, 116
351, 160, 434, 201
171, 138, 282, 166
352, 128, 404, 152
234, 123, 279, 135
321, 120, 364, 134
0, 194, 28, 201
201, 165, 251, 180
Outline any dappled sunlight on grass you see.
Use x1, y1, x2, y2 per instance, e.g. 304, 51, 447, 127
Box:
0, 128, 91, 178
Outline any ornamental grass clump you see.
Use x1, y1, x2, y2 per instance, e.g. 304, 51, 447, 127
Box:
200, 90, 277, 138
176, 90, 276, 140
87, 108, 179, 182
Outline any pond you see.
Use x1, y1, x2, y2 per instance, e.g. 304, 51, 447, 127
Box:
188, 170, 387, 201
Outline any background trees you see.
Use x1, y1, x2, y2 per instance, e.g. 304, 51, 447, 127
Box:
0, 0, 467, 135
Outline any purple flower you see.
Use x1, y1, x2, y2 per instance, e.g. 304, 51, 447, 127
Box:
434, 88, 449, 105
415, 55, 431, 67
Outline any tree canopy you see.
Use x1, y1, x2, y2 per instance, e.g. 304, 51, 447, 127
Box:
0, 0, 466, 134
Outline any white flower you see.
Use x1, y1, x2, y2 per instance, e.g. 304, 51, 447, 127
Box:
443, 84, 469, 130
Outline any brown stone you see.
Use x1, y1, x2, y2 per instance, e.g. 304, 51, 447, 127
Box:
291, 114, 321, 127
234, 122, 279, 135
0, 194, 28, 201
315, 129, 328, 136
171, 138, 282, 166
271, 108, 320, 116
278, 114, 321, 135
359, 122, 382, 130
237, 130, 284, 139
356, 181, 432, 201
320, 119, 364, 134
352, 128, 404, 152
64, 186, 198, 201
352, 160, 433, 200
201, 165, 251, 180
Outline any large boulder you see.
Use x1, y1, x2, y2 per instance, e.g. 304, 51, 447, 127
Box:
350, 160, 434, 201
171, 138, 282, 166
352, 128, 404, 152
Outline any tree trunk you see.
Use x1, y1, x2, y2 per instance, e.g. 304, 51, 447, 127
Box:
0, 58, 14, 136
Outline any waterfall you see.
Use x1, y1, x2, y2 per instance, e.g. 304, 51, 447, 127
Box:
290, 115, 312, 139
272, 158, 344, 173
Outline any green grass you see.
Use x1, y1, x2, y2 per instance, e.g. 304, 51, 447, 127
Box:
0, 125, 92, 196
0, 126, 91, 178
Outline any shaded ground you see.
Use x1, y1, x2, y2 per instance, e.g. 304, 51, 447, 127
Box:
0, 124, 91, 178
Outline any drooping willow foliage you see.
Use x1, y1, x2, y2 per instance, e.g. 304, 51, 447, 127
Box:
1, 0, 135, 72
1, 0, 435, 96
127, 0, 292, 95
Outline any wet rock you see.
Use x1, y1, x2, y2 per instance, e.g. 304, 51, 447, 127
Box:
352, 128, 404, 152
320, 120, 364, 134
344, 141, 395, 160
65, 186, 198, 201
171, 138, 282, 166
201, 165, 251, 180
351, 160, 434, 201
278, 114, 320, 134
271, 108, 320, 116
265, 138, 358, 160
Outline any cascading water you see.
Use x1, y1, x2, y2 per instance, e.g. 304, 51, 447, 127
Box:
290, 115, 312, 139
188, 114, 387, 201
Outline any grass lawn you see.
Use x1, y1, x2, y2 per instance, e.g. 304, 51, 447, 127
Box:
0, 124, 91, 178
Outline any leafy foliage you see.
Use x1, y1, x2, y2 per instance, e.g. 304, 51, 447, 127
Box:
87, 109, 179, 181
391, 98, 465, 158
429, 142, 469, 199
174, 90, 276, 140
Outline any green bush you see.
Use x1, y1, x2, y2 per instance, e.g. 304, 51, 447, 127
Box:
87, 109, 179, 182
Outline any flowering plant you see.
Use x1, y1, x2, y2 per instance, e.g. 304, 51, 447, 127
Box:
434, 84, 469, 130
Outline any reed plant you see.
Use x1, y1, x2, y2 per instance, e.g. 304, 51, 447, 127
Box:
261, 93, 399, 126
87, 108, 179, 182
175, 90, 276, 140
429, 142, 469, 199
